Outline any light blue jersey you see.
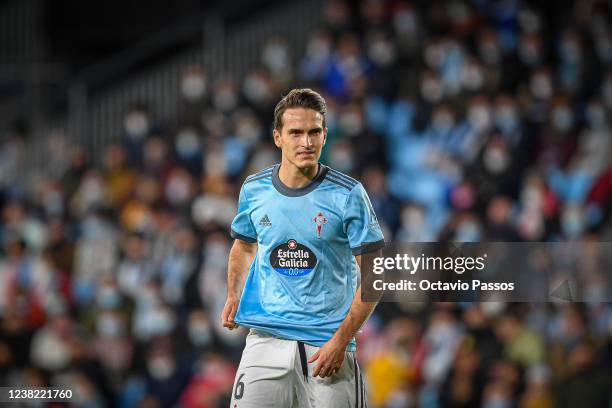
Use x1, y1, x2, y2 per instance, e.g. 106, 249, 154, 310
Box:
230, 163, 385, 351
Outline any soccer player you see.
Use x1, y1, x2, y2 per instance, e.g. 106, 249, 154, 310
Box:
222, 88, 384, 407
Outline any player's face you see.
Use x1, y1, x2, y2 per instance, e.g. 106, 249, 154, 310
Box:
274, 108, 327, 170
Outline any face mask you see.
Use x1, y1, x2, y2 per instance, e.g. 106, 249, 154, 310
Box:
401, 206, 425, 230
97, 314, 123, 338
165, 173, 191, 205
431, 112, 455, 133
243, 75, 270, 104
551, 107, 573, 132
339, 111, 364, 136
586, 104, 606, 128
481, 301, 505, 317
448, 1, 469, 24
137, 288, 160, 309
262, 43, 289, 72
175, 129, 201, 159
479, 41, 501, 65
394, 10, 418, 35
181, 73, 207, 101
495, 106, 519, 133
213, 88, 237, 112
531, 74, 552, 99
147, 309, 175, 336
421, 78, 444, 103
461, 62, 485, 92
368, 38, 395, 67
455, 222, 481, 242
236, 119, 262, 147
148, 357, 176, 380
484, 396, 511, 408
81, 176, 105, 206
188, 321, 213, 347
484, 146, 509, 174
96, 287, 122, 309
42, 188, 64, 217
424, 44, 445, 69
561, 206, 584, 237
560, 40, 581, 63
518, 9, 541, 33
307, 36, 331, 59
427, 321, 455, 344
468, 105, 492, 131
124, 111, 149, 140
329, 144, 355, 173
518, 42, 541, 66
521, 186, 543, 210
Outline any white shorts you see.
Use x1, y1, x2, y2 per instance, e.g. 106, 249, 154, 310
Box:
230, 329, 368, 408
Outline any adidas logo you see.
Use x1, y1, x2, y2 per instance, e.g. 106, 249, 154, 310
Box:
259, 215, 272, 227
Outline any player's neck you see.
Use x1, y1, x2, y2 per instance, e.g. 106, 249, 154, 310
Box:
278, 160, 320, 189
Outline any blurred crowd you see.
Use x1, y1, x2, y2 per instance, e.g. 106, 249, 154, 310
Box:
1, 0, 612, 406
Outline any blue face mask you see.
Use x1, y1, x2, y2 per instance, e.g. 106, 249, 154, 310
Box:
97, 288, 122, 309
189, 323, 213, 347
455, 222, 482, 242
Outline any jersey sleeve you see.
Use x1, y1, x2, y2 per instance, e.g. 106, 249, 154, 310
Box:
230, 184, 257, 243
343, 183, 385, 255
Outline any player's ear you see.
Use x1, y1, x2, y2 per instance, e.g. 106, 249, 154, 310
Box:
322, 127, 328, 146
273, 128, 282, 148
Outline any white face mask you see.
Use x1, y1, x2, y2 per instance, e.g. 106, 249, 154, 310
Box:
213, 87, 237, 112
530, 74, 552, 100
188, 320, 213, 347
468, 105, 492, 131
148, 357, 176, 380
181, 73, 207, 101
262, 42, 289, 72
236, 118, 262, 147
339, 111, 363, 136
329, 143, 355, 173
368, 37, 396, 67
461, 63, 485, 91
483, 145, 509, 174
97, 313, 124, 338
165, 172, 192, 205
175, 128, 201, 159
421, 78, 444, 103
124, 111, 149, 140
307, 35, 332, 59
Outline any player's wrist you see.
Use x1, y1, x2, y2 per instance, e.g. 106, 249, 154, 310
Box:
331, 331, 352, 348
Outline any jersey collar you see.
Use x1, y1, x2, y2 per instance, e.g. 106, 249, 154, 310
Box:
271, 163, 328, 197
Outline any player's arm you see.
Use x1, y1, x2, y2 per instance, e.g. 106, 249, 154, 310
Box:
221, 239, 257, 330
309, 252, 381, 377
310, 182, 384, 377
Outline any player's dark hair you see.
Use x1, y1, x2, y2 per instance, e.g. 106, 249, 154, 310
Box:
273, 88, 327, 130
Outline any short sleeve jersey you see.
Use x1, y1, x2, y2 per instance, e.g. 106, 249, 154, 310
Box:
230, 163, 384, 350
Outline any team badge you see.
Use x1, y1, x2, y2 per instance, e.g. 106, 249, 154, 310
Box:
313, 212, 328, 238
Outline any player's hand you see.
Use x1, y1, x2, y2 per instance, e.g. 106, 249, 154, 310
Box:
308, 337, 348, 378
221, 294, 240, 330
